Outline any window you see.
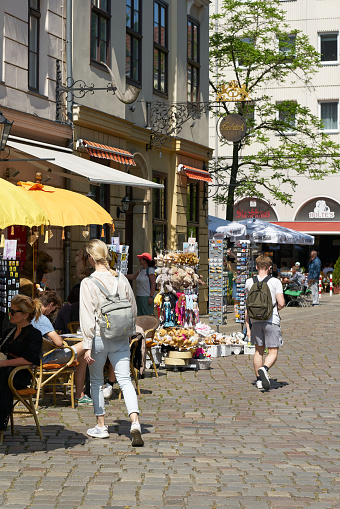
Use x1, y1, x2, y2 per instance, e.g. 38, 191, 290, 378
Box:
91, 0, 111, 65
152, 174, 167, 255
28, 0, 40, 91
277, 101, 296, 133
187, 17, 200, 103
238, 37, 254, 68
187, 181, 199, 240
319, 33, 338, 63
279, 34, 296, 59
320, 101, 338, 131
126, 0, 142, 84
153, 1, 168, 94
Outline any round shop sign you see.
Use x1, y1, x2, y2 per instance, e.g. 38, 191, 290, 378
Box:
219, 114, 247, 142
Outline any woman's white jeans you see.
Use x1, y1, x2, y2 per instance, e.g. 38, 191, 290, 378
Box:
89, 336, 139, 417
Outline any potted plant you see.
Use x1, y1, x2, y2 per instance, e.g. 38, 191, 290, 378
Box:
332, 255, 340, 294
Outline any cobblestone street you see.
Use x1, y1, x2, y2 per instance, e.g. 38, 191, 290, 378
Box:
0, 294, 339, 509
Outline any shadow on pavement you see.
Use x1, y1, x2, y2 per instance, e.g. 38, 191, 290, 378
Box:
108, 419, 153, 440
0, 424, 87, 453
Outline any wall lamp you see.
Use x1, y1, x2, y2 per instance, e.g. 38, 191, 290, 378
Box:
117, 195, 131, 218
4, 168, 20, 179
0, 111, 13, 152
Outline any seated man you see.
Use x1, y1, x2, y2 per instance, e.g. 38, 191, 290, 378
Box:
282, 266, 303, 304
31, 290, 90, 404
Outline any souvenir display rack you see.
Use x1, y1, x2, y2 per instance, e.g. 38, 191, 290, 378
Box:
0, 259, 20, 313
234, 240, 251, 325
107, 244, 129, 275
208, 238, 228, 327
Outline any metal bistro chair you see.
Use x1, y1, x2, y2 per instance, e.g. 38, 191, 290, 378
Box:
0, 365, 43, 445
34, 338, 77, 409
135, 315, 160, 378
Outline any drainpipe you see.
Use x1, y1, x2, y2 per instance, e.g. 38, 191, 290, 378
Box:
64, 0, 73, 299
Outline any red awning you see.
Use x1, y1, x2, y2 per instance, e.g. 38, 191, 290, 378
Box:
82, 140, 136, 166
272, 221, 340, 234
178, 164, 212, 182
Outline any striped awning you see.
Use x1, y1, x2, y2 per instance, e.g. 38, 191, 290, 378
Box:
81, 140, 136, 166
177, 164, 212, 182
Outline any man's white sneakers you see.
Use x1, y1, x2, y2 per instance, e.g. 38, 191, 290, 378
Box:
258, 367, 270, 391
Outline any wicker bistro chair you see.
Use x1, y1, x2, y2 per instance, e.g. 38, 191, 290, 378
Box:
34, 338, 77, 409
0, 365, 43, 445
67, 321, 80, 334
135, 316, 160, 378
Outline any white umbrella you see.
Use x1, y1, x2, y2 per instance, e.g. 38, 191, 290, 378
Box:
239, 218, 314, 245
214, 221, 247, 238
215, 218, 314, 245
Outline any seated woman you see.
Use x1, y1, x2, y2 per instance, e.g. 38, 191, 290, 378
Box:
31, 290, 89, 404
0, 294, 43, 433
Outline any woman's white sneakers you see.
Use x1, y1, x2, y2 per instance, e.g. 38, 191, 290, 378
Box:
130, 421, 144, 447
87, 422, 144, 446
87, 425, 110, 439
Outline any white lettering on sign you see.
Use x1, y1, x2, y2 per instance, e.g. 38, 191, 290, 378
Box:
309, 200, 335, 219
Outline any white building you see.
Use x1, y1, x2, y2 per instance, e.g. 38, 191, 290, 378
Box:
209, 0, 340, 267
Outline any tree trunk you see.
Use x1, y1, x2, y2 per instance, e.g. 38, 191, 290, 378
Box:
226, 142, 239, 221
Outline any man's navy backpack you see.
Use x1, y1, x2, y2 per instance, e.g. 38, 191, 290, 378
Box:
246, 275, 274, 321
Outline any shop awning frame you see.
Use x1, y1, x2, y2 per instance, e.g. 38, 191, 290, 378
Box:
7, 137, 163, 189
77, 139, 136, 166
177, 164, 212, 182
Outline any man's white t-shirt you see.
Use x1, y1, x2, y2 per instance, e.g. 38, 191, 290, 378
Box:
245, 276, 283, 325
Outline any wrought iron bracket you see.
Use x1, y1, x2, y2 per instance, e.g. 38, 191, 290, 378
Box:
56, 59, 117, 122
145, 100, 211, 151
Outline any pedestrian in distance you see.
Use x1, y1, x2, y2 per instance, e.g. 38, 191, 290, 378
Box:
79, 239, 144, 446
308, 250, 322, 306
245, 255, 285, 391
126, 252, 156, 316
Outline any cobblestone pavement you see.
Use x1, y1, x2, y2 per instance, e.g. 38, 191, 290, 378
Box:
0, 294, 339, 509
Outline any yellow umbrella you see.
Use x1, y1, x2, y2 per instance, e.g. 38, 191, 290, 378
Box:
17, 181, 113, 227
0, 177, 49, 229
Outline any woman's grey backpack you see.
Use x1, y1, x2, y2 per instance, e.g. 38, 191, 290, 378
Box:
89, 274, 135, 340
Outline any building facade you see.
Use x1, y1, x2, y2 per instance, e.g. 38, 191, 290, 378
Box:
209, 0, 340, 267
1, 1, 211, 310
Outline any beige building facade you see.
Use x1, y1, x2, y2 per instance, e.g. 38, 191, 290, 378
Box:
209, 0, 340, 267
0, 1, 211, 310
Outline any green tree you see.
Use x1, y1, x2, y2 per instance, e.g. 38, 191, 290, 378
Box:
209, 0, 340, 220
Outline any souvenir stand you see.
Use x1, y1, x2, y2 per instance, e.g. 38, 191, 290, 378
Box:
0, 241, 20, 335
208, 237, 228, 329
107, 241, 129, 275
153, 242, 209, 370
234, 240, 251, 326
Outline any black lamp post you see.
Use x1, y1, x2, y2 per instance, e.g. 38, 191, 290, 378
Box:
0, 111, 13, 152
117, 195, 131, 218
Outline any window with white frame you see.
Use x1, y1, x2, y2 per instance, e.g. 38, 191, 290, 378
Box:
238, 37, 254, 68
320, 101, 338, 131
319, 33, 338, 63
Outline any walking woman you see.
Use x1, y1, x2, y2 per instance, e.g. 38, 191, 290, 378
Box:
79, 239, 144, 445
0, 295, 43, 433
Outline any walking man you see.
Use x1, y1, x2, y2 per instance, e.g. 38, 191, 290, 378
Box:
245, 255, 285, 391
308, 250, 321, 306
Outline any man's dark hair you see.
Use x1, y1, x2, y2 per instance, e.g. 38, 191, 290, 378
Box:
38, 290, 63, 309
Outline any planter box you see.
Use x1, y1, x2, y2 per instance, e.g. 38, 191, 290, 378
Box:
333, 285, 340, 294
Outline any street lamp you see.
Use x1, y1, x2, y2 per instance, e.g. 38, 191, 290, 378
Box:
0, 111, 13, 152
117, 195, 131, 218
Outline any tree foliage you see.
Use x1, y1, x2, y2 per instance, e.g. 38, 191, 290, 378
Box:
209, 0, 340, 220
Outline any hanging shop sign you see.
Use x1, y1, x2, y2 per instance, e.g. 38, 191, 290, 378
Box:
219, 114, 247, 142
234, 198, 278, 221
296, 198, 340, 222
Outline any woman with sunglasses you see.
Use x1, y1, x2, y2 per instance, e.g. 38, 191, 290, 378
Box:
0, 294, 43, 433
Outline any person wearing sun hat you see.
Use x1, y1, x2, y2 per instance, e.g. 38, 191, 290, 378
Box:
126, 252, 156, 316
